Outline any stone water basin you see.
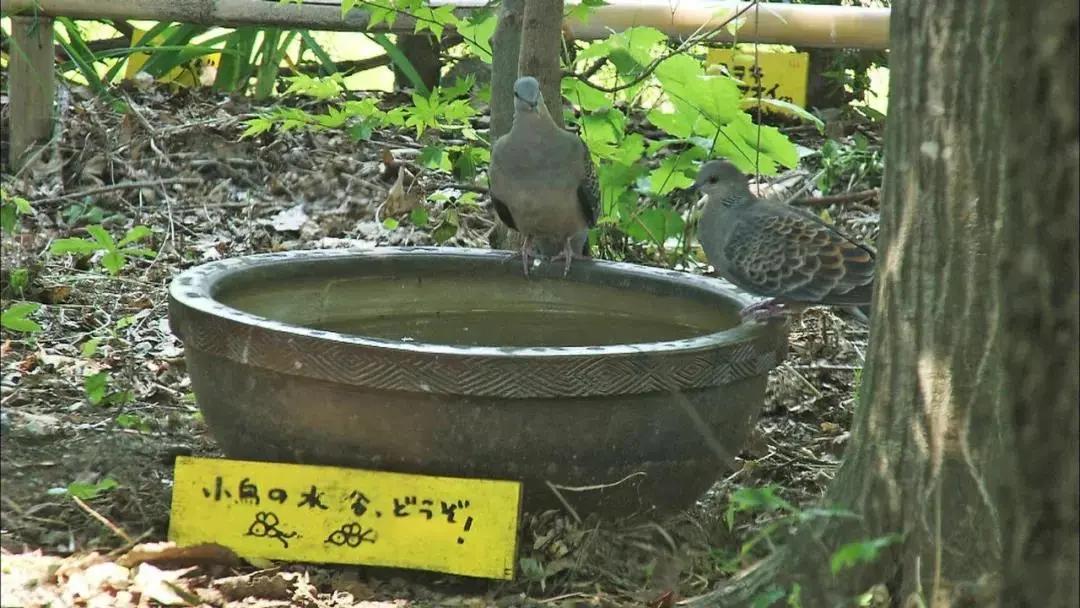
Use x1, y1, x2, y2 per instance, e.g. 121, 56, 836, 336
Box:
167, 247, 787, 516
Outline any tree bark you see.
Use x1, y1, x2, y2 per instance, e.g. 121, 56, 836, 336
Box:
392, 34, 441, 92
691, 1, 1078, 606
998, 2, 1080, 607
490, 0, 524, 144
517, 0, 565, 128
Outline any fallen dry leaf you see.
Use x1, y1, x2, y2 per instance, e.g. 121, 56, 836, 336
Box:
119, 541, 240, 570
132, 563, 199, 606
381, 166, 421, 218
215, 570, 293, 601
268, 203, 310, 233
39, 284, 73, 304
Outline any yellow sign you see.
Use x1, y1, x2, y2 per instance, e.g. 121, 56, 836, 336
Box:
124, 28, 220, 88
169, 457, 522, 580
706, 49, 809, 108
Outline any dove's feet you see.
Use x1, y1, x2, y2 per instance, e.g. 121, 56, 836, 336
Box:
740, 299, 800, 322
551, 237, 590, 277
519, 236, 536, 279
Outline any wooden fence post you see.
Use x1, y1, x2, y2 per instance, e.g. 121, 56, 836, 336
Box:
8, 16, 56, 170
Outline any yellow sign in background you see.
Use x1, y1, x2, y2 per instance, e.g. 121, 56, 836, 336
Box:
169, 457, 522, 580
706, 49, 810, 108
124, 28, 220, 88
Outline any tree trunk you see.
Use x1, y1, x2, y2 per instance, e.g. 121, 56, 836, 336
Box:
392, 34, 441, 92
691, 2, 1078, 606
998, 1, 1080, 606
489, 0, 566, 252
804, 48, 850, 110
517, 0, 565, 128
490, 0, 524, 144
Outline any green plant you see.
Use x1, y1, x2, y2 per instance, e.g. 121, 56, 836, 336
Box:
750, 583, 803, 608
816, 132, 884, 194
1, 302, 43, 333
8, 268, 31, 297
116, 412, 153, 432
0, 190, 32, 235
84, 371, 134, 406
49, 224, 156, 275
47, 477, 120, 500
716, 485, 859, 572
830, 534, 903, 575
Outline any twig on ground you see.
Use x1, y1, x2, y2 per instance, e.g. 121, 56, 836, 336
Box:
71, 495, 134, 544
794, 188, 879, 207
34, 178, 203, 205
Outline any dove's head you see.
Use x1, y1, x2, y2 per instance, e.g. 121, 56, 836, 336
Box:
513, 76, 543, 114
693, 160, 752, 203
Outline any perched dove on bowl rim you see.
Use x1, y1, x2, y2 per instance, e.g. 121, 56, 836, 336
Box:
489, 76, 600, 278
692, 159, 876, 322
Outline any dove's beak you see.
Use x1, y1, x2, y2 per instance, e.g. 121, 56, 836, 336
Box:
514, 92, 540, 111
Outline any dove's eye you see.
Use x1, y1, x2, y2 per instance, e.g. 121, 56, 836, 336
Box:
708, 176, 719, 184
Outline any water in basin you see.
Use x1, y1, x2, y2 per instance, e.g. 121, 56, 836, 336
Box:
312, 310, 706, 347
216, 272, 736, 348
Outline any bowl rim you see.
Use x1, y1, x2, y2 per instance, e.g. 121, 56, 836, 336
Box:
168, 247, 787, 397
169, 246, 772, 358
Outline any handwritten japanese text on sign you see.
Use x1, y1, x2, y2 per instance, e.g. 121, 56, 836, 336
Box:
169, 457, 522, 580
706, 49, 810, 108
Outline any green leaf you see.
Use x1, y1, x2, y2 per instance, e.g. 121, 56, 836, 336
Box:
598, 164, 647, 215
578, 26, 666, 68
65, 477, 119, 500
457, 11, 497, 62
119, 247, 156, 259
412, 4, 459, 40
13, 196, 31, 214
562, 78, 611, 112
348, 120, 375, 142
518, 556, 544, 581
646, 108, 694, 139
85, 225, 116, 250
9, 268, 29, 295
81, 337, 103, 358
101, 251, 126, 275
1, 302, 42, 333
0, 206, 16, 236
648, 150, 701, 195
215, 27, 259, 93
419, 145, 447, 170
450, 146, 481, 182
118, 225, 153, 247
830, 534, 903, 575
297, 30, 337, 76
382, 218, 400, 230
85, 371, 110, 406
49, 237, 102, 256
624, 207, 683, 245
725, 485, 795, 529
116, 413, 151, 432
409, 206, 429, 227
567, 0, 608, 23
431, 211, 459, 244
1, 194, 32, 235
242, 116, 275, 138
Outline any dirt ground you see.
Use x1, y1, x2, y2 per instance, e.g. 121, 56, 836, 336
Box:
0, 79, 879, 607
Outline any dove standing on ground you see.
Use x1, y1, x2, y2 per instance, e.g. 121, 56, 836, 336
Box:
693, 160, 876, 321
489, 76, 600, 277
